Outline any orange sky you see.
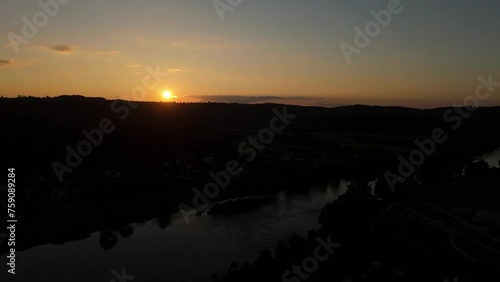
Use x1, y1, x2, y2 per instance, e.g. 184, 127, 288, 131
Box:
1, 0, 499, 108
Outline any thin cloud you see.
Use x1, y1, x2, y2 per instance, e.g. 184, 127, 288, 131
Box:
4, 41, 19, 50
48, 44, 77, 54
15, 60, 36, 68
127, 64, 180, 74
0, 58, 36, 68
127, 63, 142, 68
96, 49, 120, 55
40, 45, 119, 56
0, 59, 15, 67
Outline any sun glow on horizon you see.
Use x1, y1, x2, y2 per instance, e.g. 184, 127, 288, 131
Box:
162, 90, 176, 100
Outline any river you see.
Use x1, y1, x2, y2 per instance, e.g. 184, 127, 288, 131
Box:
15, 180, 350, 282
475, 147, 500, 168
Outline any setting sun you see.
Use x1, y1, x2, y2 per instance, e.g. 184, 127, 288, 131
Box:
162, 90, 173, 100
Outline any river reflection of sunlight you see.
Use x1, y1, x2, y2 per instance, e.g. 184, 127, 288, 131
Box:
475, 147, 500, 168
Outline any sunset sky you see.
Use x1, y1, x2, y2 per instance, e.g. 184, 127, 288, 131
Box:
1, 0, 499, 108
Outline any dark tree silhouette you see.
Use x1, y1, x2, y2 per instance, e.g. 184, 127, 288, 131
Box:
119, 226, 134, 238
99, 230, 118, 250
464, 160, 491, 177
228, 261, 238, 274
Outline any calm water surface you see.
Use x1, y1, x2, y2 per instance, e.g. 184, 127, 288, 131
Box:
17, 180, 350, 282
476, 147, 500, 168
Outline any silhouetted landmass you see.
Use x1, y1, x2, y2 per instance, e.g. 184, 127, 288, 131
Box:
1, 96, 500, 281
215, 164, 500, 282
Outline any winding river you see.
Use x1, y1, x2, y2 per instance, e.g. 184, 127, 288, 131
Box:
16, 180, 350, 282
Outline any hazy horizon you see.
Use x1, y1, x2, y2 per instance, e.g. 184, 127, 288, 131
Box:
7, 93, 500, 110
